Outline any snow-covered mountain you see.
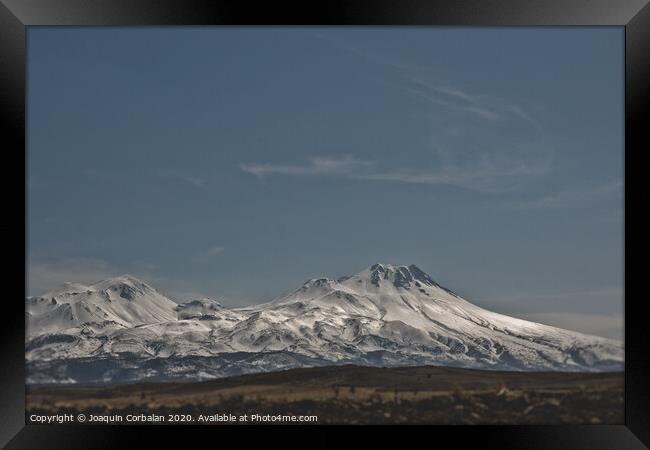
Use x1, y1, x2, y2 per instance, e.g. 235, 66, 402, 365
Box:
25, 264, 624, 384
26, 275, 178, 337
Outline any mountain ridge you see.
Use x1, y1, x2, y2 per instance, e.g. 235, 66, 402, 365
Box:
26, 263, 624, 384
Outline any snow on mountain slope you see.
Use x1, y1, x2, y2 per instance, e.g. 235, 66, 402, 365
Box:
26, 275, 178, 337
25, 264, 624, 384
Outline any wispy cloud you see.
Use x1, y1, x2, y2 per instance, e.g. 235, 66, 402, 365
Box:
241, 155, 372, 178
309, 31, 542, 131
158, 170, 206, 189
273, 32, 551, 194
397, 78, 543, 131
503, 179, 623, 210
241, 153, 550, 194
359, 158, 548, 193
191, 245, 225, 264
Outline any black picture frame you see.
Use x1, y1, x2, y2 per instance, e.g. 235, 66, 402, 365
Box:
2, 0, 649, 448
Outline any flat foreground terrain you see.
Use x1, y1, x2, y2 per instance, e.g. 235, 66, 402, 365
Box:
26, 365, 624, 424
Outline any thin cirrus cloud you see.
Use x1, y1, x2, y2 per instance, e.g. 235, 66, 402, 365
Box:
240, 155, 372, 178
355, 157, 549, 193
243, 33, 551, 195
386, 66, 551, 193
240, 153, 550, 194
396, 78, 543, 132
309, 31, 543, 131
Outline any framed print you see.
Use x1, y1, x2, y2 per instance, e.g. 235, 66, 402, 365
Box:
1, 0, 649, 448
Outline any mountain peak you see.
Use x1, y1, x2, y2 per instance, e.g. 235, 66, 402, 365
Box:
368, 263, 422, 272
365, 263, 437, 289
296, 265, 438, 293
89, 275, 156, 300
38, 275, 152, 298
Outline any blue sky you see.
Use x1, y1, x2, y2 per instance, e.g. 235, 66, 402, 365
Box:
27, 27, 624, 340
